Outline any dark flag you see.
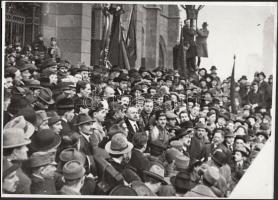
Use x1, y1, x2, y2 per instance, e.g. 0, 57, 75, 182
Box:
125, 5, 137, 68
230, 55, 237, 114
108, 11, 125, 68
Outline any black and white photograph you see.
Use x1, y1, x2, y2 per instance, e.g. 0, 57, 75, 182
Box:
1, 1, 277, 198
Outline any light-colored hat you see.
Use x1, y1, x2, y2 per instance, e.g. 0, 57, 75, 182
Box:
63, 160, 85, 180
29, 152, 57, 168
3, 128, 31, 148
4, 116, 35, 138
105, 133, 133, 155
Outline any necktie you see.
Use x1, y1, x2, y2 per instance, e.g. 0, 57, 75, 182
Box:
134, 123, 138, 132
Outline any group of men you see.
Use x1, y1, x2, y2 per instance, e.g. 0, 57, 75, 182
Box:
3, 35, 273, 197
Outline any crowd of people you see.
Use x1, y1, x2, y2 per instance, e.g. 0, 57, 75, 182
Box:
3, 34, 273, 197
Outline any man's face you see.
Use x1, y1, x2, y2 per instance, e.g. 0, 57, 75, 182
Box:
234, 139, 245, 149
217, 117, 226, 126
94, 109, 107, 122
212, 132, 224, 145
4, 77, 13, 92
168, 118, 176, 127
80, 122, 93, 134
149, 89, 156, 96
81, 84, 91, 97
225, 136, 234, 146
156, 97, 164, 105
41, 164, 57, 179
181, 134, 192, 146
257, 134, 266, 143
3, 171, 19, 193
104, 87, 115, 99
65, 109, 75, 122
121, 96, 130, 107
126, 107, 139, 121
234, 151, 243, 162
21, 70, 31, 81
39, 120, 50, 130
226, 122, 234, 132
81, 71, 89, 81
144, 101, 154, 114
51, 121, 63, 134
49, 74, 58, 85
119, 81, 128, 90
166, 80, 172, 88
157, 116, 167, 127
156, 71, 162, 77
196, 128, 206, 139
191, 106, 200, 117
180, 112, 189, 122
48, 65, 57, 73
59, 67, 68, 76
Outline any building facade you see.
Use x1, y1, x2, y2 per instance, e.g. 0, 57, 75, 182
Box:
5, 2, 180, 70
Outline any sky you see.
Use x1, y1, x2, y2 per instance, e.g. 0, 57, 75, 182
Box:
178, 2, 277, 81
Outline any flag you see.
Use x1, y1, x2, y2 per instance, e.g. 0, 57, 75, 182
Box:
230, 55, 237, 114
125, 5, 137, 68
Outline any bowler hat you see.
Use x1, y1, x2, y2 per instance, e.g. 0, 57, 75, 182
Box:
56, 97, 74, 110
171, 128, 192, 141
41, 58, 57, 71
3, 158, 20, 179
63, 160, 85, 180
256, 131, 269, 140
3, 128, 31, 149
211, 150, 227, 166
77, 64, 90, 72
234, 146, 248, 157
210, 66, 217, 71
73, 113, 95, 126
37, 88, 55, 104
170, 171, 191, 191
4, 116, 35, 138
109, 185, 137, 196
59, 148, 86, 165
203, 166, 220, 185
105, 133, 133, 155
175, 155, 190, 171
29, 152, 57, 168
202, 22, 208, 26
258, 72, 266, 78
30, 129, 61, 152
47, 111, 62, 126
234, 135, 247, 143
149, 140, 167, 156
143, 161, 167, 184
224, 129, 235, 138
179, 121, 194, 130
131, 180, 154, 196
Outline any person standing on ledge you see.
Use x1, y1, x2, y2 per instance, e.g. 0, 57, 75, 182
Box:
196, 22, 209, 67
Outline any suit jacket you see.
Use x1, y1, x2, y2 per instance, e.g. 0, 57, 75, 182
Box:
60, 119, 73, 137
124, 117, 143, 142
78, 133, 94, 156
30, 175, 57, 194
140, 110, 156, 130
129, 148, 151, 178
188, 136, 207, 161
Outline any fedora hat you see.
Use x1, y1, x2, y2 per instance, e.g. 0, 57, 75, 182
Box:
170, 171, 191, 191
41, 58, 57, 71
203, 166, 220, 185
256, 131, 269, 140
77, 64, 90, 72
224, 129, 235, 138
3, 158, 20, 179
175, 155, 190, 171
37, 87, 55, 104
4, 116, 35, 138
109, 185, 137, 196
105, 133, 133, 155
35, 110, 50, 127
30, 129, 61, 152
170, 128, 191, 141
63, 160, 85, 180
73, 113, 95, 126
211, 150, 227, 166
234, 146, 248, 157
59, 148, 86, 165
47, 111, 61, 126
143, 161, 167, 184
56, 97, 74, 110
27, 79, 42, 90
29, 152, 57, 168
131, 180, 154, 196
3, 128, 31, 149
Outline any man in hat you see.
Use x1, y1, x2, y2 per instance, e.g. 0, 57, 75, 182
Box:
105, 133, 140, 183
114, 73, 129, 96
33, 87, 55, 111
2, 158, 20, 194
142, 161, 168, 195
59, 160, 86, 195
184, 166, 219, 197
3, 128, 32, 194
140, 99, 156, 131
170, 171, 192, 196
196, 22, 209, 67
29, 152, 58, 194
188, 122, 208, 161
257, 71, 272, 112
209, 129, 232, 159
170, 128, 193, 156
230, 146, 250, 187
41, 58, 58, 74
74, 113, 95, 156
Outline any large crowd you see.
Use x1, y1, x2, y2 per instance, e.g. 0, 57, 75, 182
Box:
3, 34, 273, 197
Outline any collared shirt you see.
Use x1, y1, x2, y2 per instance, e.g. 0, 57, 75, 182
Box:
128, 119, 138, 132
80, 131, 90, 142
